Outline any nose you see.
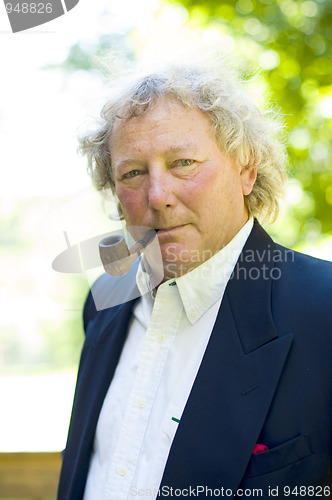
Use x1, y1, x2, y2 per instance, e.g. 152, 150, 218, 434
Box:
147, 170, 177, 211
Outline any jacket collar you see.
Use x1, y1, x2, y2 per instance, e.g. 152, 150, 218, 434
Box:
227, 219, 279, 353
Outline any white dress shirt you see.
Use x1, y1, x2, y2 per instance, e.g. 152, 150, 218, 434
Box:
83, 219, 253, 500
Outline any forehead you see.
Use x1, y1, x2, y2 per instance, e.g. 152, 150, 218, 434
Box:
109, 99, 216, 158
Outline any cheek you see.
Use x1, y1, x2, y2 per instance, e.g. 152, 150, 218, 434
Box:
116, 187, 146, 222
191, 167, 243, 217
188, 168, 227, 207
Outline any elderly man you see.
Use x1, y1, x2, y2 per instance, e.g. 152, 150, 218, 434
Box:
57, 61, 332, 499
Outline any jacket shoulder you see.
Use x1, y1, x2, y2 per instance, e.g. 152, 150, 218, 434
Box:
272, 244, 332, 328
83, 262, 140, 332
275, 244, 332, 287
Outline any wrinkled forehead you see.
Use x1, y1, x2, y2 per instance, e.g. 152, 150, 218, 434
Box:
109, 96, 213, 147
110, 98, 214, 151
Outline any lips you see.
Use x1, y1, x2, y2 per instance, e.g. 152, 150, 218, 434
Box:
154, 226, 188, 242
157, 225, 185, 233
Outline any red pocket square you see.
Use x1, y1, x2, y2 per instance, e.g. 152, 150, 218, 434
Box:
253, 443, 269, 454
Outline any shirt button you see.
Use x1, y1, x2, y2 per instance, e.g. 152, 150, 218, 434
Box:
189, 311, 197, 321
157, 333, 166, 343
138, 398, 146, 409
118, 466, 128, 476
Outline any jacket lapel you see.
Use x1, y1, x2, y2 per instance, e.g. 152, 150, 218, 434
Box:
160, 222, 293, 494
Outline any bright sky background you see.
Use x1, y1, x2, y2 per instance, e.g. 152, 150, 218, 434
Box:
1, 0, 128, 197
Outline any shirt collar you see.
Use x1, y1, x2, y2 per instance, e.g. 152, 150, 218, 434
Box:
136, 218, 254, 322
136, 259, 155, 310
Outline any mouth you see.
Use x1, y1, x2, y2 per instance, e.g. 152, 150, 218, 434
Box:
156, 225, 186, 235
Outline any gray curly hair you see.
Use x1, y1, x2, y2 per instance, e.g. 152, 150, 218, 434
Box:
79, 60, 288, 221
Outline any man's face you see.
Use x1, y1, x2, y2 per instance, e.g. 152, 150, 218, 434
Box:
110, 99, 256, 280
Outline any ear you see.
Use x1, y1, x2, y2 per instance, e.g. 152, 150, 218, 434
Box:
240, 166, 257, 196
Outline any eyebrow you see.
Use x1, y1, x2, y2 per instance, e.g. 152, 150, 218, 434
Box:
112, 158, 143, 171
112, 143, 199, 171
166, 143, 199, 153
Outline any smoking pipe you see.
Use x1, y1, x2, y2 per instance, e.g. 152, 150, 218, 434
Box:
99, 229, 156, 276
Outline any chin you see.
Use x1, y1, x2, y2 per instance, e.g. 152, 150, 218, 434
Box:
161, 255, 198, 281
161, 243, 188, 263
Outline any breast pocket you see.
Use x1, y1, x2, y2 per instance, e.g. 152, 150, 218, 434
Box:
244, 434, 312, 478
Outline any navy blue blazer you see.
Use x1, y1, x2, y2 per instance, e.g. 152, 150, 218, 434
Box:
57, 221, 332, 499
